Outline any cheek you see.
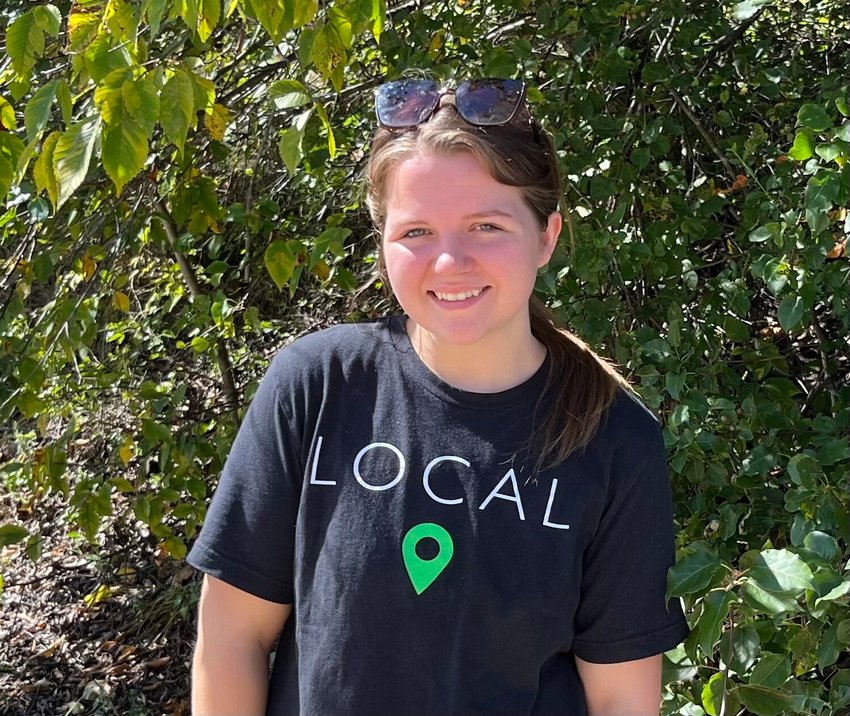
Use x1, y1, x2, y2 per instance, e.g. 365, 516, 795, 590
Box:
382, 243, 421, 294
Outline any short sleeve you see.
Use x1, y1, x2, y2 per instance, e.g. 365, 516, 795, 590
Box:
187, 354, 304, 604
572, 419, 689, 663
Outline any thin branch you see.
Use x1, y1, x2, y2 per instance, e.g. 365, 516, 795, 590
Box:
152, 200, 241, 427
670, 89, 737, 180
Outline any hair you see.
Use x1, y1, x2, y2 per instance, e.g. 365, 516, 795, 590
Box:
364, 100, 630, 466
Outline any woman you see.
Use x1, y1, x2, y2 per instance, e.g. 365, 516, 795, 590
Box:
188, 77, 689, 716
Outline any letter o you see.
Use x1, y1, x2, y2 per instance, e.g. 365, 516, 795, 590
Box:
353, 442, 406, 491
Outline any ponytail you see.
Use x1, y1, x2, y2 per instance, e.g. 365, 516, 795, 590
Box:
529, 296, 631, 466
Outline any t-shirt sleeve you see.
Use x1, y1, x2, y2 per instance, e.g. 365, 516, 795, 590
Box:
572, 414, 689, 663
187, 352, 304, 604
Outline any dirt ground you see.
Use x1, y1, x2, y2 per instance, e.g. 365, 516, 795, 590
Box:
1, 496, 197, 716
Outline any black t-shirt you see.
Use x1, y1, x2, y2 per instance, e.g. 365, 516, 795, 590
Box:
188, 316, 689, 715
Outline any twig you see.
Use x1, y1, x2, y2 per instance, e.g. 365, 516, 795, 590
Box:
670, 89, 737, 180
152, 200, 241, 427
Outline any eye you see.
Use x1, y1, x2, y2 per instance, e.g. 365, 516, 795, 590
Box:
474, 223, 502, 233
400, 227, 429, 239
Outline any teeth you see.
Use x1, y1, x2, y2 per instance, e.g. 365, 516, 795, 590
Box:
434, 288, 483, 302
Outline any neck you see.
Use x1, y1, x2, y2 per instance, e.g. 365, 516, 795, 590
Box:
405, 319, 547, 393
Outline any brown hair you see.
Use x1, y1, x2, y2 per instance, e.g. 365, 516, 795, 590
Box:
365, 102, 629, 466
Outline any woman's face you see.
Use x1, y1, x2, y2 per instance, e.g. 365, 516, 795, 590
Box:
381, 150, 560, 353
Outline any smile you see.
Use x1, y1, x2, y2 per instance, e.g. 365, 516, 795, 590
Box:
432, 288, 485, 302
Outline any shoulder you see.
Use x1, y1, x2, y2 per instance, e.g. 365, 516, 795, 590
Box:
264, 317, 398, 387
593, 388, 666, 467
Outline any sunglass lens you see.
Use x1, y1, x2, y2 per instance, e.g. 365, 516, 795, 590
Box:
376, 79, 440, 128
456, 79, 525, 125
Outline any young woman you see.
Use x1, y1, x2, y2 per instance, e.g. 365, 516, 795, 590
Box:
188, 78, 689, 716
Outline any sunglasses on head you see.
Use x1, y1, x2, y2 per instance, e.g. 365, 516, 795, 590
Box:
375, 78, 528, 129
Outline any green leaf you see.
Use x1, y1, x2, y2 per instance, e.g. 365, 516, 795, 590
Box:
698, 590, 734, 656
102, 121, 148, 196
68, 2, 102, 51
787, 453, 819, 488
803, 531, 838, 561
777, 296, 805, 333
0, 523, 29, 547
198, 0, 221, 42
293, 0, 319, 27
837, 123, 850, 143
743, 549, 813, 613
264, 239, 297, 290
837, 98, 850, 117
123, 77, 160, 136
24, 80, 58, 141
701, 671, 729, 716
788, 130, 814, 161
0, 96, 17, 131
55, 79, 73, 127
720, 625, 759, 673
34, 130, 61, 207
278, 126, 304, 175
147, 0, 167, 37
838, 619, 850, 646
750, 653, 791, 689
631, 147, 650, 170
314, 101, 337, 158
815, 143, 842, 163
160, 70, 195, 155
248, 0, 293, 42
737, 684, 793, 716
370, 0, 386, 41
814, 580, 850, 609
7, 12, 46, 78
33, 4, 62, 36
797, 103, 832, 132
805, 173, 839, 210
0, 155, 12, 199
667, 551, 723, 597
269, 80, 312, 109
191, 336, 210, 352
818, 438, 850, 466
818, 619, 841, 670
54, 119, 100, 208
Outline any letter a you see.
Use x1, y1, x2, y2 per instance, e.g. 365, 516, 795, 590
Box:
479, 469, 525, 521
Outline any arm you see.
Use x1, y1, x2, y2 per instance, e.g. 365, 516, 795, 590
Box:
192, 574, 292, 716
575, 654, 663, 716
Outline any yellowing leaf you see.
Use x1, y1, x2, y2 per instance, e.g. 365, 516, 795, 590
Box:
0, 96, 17, 131
310, 22, 346, 80
83, 583, 113, 607
34, 131, 61, 207
112, 290, 130, 312
82, 253, 96, 280
68, 2, 104, 52
0, 155, 13, 200
198, 0, 221, 42
293, 0, 318, 27
118, 435, 135, 465
104, 0, 138, 41
204, 103, 231, 141
264, 239, 297, 290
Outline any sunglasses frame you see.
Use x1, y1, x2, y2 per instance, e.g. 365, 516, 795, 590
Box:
374, 78, 528, 130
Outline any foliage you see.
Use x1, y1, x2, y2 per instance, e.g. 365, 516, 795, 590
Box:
1, 0, 849, 713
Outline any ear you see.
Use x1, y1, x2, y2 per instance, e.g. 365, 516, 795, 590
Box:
537, 211, 562, 268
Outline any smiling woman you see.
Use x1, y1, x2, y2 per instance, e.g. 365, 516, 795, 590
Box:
187, 77, 689, 716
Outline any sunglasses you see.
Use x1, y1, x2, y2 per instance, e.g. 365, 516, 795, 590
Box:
375, 78, 527, 129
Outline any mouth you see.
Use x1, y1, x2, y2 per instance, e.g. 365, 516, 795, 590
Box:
431, 287, 488, 302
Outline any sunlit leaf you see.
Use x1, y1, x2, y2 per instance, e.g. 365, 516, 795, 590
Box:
54, 119, 100, 208
34, 131, 61, 207
7, 12, 46, 78
161, 70, 195, 155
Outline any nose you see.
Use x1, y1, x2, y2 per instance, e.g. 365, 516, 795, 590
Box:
432, 233, 473, 274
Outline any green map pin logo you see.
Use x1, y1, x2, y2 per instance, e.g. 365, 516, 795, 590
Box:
402, 522, 454, 595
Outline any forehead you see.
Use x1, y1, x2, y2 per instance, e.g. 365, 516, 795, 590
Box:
384, 151, 526, 217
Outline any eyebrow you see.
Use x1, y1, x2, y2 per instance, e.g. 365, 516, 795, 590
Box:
391, 209, 517, 227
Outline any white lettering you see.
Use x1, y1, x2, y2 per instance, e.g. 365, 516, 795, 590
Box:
308, 435, 336, 485
353, 442, 406, 491
479, 469, 525, 521
542, 478, 570, 530
422, 455, 468, 505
